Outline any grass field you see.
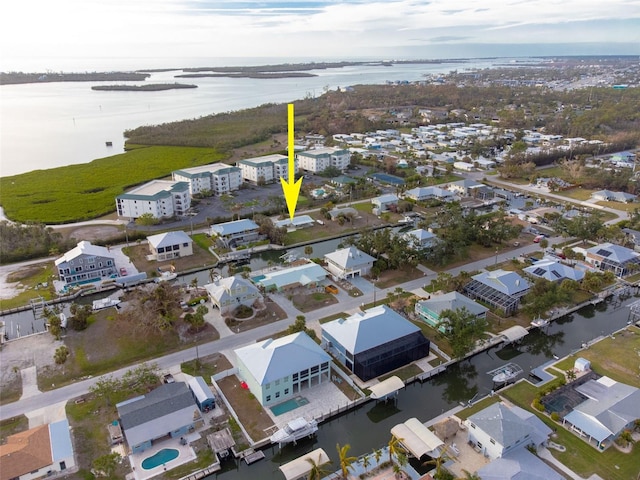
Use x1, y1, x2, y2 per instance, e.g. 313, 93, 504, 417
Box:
0, 145, 225, 223
0, 262, 56, 311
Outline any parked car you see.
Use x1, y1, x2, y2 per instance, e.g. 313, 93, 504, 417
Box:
119, 267, 128, 276
163, 373, 175, 384
533, 235, 545, 243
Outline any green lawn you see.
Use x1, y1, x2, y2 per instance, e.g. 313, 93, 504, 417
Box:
554, 188, 595, 201
379, 364, 423, 382
0, 262, 56, 311
0, 145, 225, 223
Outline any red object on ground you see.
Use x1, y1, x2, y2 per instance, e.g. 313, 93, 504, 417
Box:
240, 381, 248, 389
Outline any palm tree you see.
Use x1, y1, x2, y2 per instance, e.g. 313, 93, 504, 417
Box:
373, 448, 383, 466
306, 453, 331, 480
361, 454, 371, 474
423, 450, 452, 479
336, 443, 356, 479
388, 435, 405, 464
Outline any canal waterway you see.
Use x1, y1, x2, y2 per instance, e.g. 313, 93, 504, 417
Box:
210, 296, 633, 480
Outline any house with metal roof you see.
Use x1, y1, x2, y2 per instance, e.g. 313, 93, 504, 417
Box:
256, 262, 328, 292
210, 219, 261, 248
371, 193, 399, 213
235, 332, 332, 407
585, 242, 640, 277
147, 231, 193, 262
446, 179, 490, 198
622, 227, 640, 251
464, 269, 530, 316
466, 402, 552, 460
321, 305, 430, 381
187, 376, 215, 412
274, 215, 315, 230
562, 376, 640, 449
523, 257, 584, 283
204, 276, 262, 314
324, 246, 376, 279
328, 207, 358, 222
403, 229, 438, 250
403, 186, 455, 202
55, 241, 118, 287
116, 180, 191, 219
591, 189, 636, 204
237, 154, 294, 184
415, 292, 488, 333
476, 447, 566, 480
0, 420, 76, 480
172, 163, 242, 196
116, 382, 200, 454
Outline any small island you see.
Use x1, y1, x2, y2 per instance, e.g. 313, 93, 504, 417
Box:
91, 83, 198, 92
0, 72, 150, 85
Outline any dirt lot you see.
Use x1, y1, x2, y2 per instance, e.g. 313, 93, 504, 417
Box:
124, 242, 217, 278
224, 298, 288, 333
292, 290, 339, 312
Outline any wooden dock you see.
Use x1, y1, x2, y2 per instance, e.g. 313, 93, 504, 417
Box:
240, 448, 265, 465
179, 463, 221, 480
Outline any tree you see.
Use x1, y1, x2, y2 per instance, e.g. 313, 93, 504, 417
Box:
54, 345, 70, 364
186, 305, 208, 331
336, 443, 356, 479
566, 369, 576, 382
135, 212, 158, 226
388, 435, 406, 464
306, 453, 331, 480
69, 303, 92, 331
439, 307, 488, 359
373, 448, 383, 466
92, 452, 121, 478
47, 313, 62, 340
361, 454, 371, 474
287, 315, 317, 341
89, 375, 122, 407
304, 245, 314, 257
423, 450, 453, 480
455, 470, 481, 480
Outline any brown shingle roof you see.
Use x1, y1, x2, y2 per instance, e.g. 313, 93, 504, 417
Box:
0, 424, 52, 480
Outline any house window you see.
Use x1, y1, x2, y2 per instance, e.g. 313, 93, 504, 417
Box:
265, 383, 270, 390
470, 423, 476, 429
266, 395, 271, 402
321, 362, 329, 371
310, 365, 319, 374
490, 439, 495, 445
275, 379, 280, 386
293, 373, 298, 381
283, 376, 289, 382
275, 392, 280, 398
183, 243, 188, 247
284, 388, 289, 395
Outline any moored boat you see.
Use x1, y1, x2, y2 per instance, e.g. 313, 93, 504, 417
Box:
270, 417, 318, 446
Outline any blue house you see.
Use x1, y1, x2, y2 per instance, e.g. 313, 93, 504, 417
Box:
188, 376, 216, 412
117, 383, 199, 454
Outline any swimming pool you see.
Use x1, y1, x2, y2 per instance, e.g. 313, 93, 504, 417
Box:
141, 448, 179, 470
270, 396, 309, 416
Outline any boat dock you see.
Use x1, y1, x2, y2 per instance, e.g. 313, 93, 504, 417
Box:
239, 448, 265, 465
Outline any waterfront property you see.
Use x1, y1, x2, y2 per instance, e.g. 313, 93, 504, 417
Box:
403, 228, 438, 251
476, 447, 565, 480
146, 231, 193, 262
523, 257, 584, 282
116, 383, 200, 454
204, 276, 262, 315
235, 332, 332, 407
446, 179, 489, 198
403, 186, 455, 202
464, 269, 530, 316
562, 376, 640, 449
237, 154, 294, 184
466, 402, 552, 460
209, 218, 261, 248
371, 193, 399, 213
255, 262, 328, 292
187, 376, 216, 412
296, 147, 350, 173
116, 180, 191, 220
584, 242, 640, 277
55, 240, 118, 287
391, 417, 444, 460
274, 215, 316, 230
324, 246, 376, 279
0, 420, 76, 480
172, 163, 242, 196
415, 292, 488, 333
321, 305, 430, 381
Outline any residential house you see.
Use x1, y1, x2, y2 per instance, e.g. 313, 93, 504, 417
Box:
116, 180, 190, 219
257, 262, 328, 291
274, 215, 315, 230
235, 332, 332, 407
296, 147, 351, 173
187, 376, 215, 412
116, 382, 200, 454
523, 257, 584, 282
475, 158, 497, 170
466, 402, 553, 460
591, 190, 636, 203
464, 269, 530, 316
0, 420, 75, 480
204, 276, 262, 314
403, 229, 437, 251
453, 161, 475, 172
562, 376, 640, 449
324, 246, 376, 279
210, 219, 261, 248
322, 305, 430, 381
371, 194, 399, 214
237, 154, 294, 184
403, 186, 455, 203
447, 179, 490, 199
584, 243, 640, 277
622, 227, 640, 251
476, 447, 566, 480
328, 207, 358, 222
415, 292, 488, 333
147, 231, 193, 262
55, 241, 117, 287
172, 163, 242, 196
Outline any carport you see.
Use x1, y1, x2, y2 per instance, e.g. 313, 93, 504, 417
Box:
390, 417, 444, 459
369, 375, 404, 400
500, 325, 529, 343
279, 448, 330, 480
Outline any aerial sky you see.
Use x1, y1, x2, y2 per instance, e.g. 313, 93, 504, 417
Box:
2, 0, 639, 70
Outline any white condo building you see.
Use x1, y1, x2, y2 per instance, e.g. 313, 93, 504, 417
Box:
116, 180, 191, 219
172, 163, 242, 195
237, 154, 295, 184
296, 147, 351, 173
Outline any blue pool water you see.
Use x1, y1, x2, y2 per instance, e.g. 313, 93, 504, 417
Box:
252, 274, 266, 283
270, 396, 309, 416
141, 448, 179, 470
370, 173, 405, 185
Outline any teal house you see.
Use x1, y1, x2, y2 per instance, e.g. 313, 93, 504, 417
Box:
415, 291, 488, 332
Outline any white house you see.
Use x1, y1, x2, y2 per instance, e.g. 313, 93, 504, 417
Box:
257, 262, 328, 291
116, 180, 191, 219
523, 257, 584, 282
466, 402, 553, 460
55, 241, 117, 287
403, 186, 455, 203
147, 231, 193, 262
204, 276, 262, 314
172, 163, 242, 196
453, 161, 474, 172
371, 194, 399, 213
585, 243, 640, 277
403, 229, 437, 250
0, 420, 76, 480
324, 246, 376, 279
237, 154, 294, 184
210, 219, 261, 248
296, 147, 351, 173
235, 332, 332, 407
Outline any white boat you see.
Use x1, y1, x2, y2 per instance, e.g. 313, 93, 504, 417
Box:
492, 367, 518, 383
156, 271, 177, 282
92, 298, 121, 311
530, 317, 549, 328
270, 417, 318, 445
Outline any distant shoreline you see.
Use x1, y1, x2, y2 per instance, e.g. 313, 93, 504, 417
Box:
91, 83, 198, 92
0, 72, 150, 85
175, 72, 316, 79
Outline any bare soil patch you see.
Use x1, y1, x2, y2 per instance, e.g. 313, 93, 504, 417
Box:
374, 266, 425, 289
64, 225, 122, 242
293, 291, 339, 312
224, 297, 288, 333
217, 375, 275, 443
124, 243, 216, 278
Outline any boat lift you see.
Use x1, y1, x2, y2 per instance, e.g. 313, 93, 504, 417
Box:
487, 363, 523, 386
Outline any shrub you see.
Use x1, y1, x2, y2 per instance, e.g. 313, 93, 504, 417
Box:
533, 399, 546, 412
550, 412, 560, 422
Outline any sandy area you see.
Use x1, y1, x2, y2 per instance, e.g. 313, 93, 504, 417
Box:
0, 333, 60, 386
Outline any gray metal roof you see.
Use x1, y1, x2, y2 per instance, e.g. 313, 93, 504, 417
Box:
324, 246, 375, 269
523, 258, 584, 282
211, 218, 259, 237
55, 241, 113, 266
258, 263, 328, 290
188, 376, 215, 403
477, 448, 566, 480
147, 230, 192, 249
205, 276, 260, 304
322, 305, 420, 354
471, 270, 530, 296
416, 291, 488, 317
235, 332, 331, 385
49, 419, 73, 462
586, 243, 640, 264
